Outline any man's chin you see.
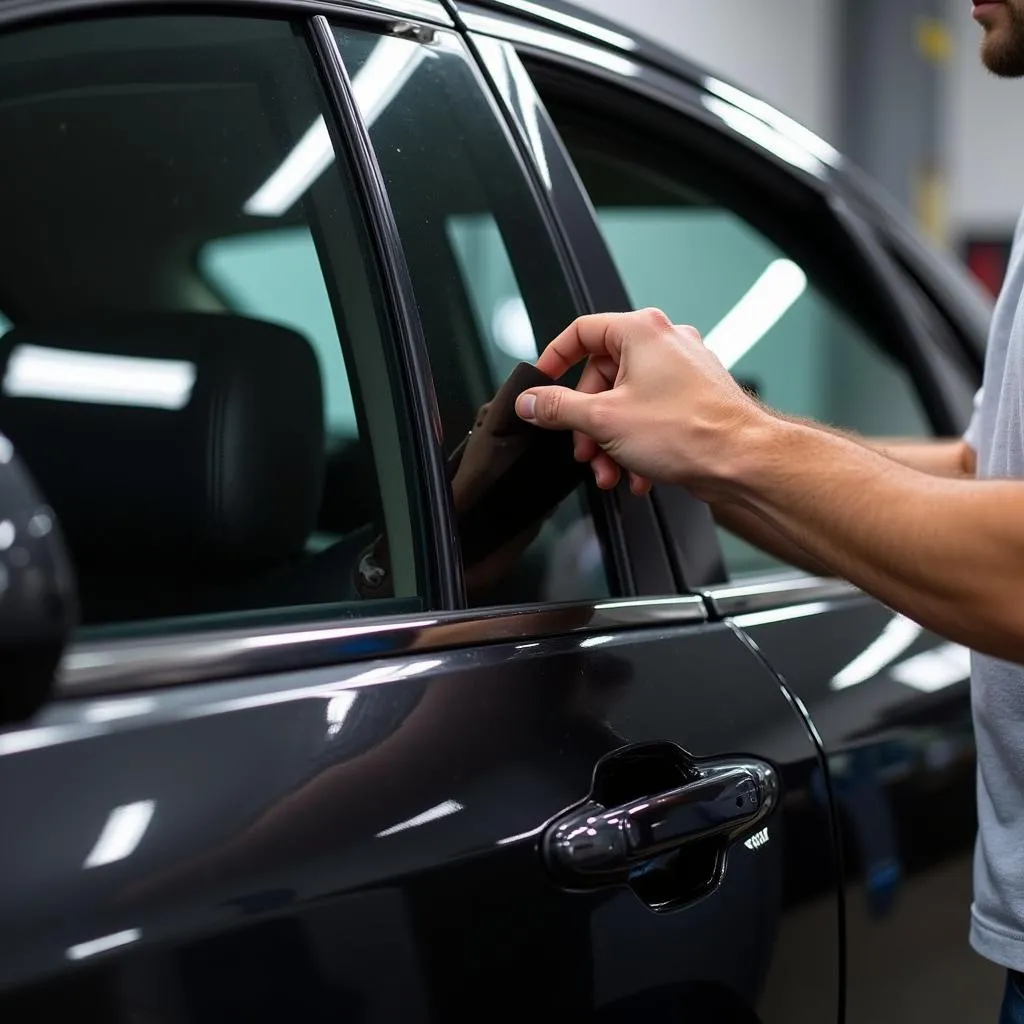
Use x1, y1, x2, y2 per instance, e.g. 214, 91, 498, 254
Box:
982, 33, 1024, 76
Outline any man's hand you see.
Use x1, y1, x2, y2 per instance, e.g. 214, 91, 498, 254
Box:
517, 310, 1024, 663
516, 308, 764, 500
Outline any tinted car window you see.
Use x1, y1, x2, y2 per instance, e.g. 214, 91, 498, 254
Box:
334, 26, 612, 606
0, 15, 424, 631
201, 228, 359, 438
550, 112, 931, 578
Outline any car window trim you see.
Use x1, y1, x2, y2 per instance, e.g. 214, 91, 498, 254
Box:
57, 595, 707, 699
310, 14, 464, 609
703, 576, 863, 619
826, 193, 967, 436
0, 0, 454, 33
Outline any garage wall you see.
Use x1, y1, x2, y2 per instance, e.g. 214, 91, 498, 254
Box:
572, 0, 841, 141
945, 0, 1024, 238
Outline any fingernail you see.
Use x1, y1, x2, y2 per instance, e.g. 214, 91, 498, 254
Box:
518, 394, 536, 421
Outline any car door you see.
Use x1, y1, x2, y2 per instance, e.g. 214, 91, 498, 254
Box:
0, 3, 836, 1022
466, 8, 993, 1022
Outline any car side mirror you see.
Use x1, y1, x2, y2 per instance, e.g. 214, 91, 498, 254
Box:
0, 432, 76, 725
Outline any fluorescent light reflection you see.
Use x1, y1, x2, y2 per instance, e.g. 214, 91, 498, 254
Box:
891, 643, 971, 693
732, 602, 831, 628
830, 615, 922, 691
492, 295, 537, 359
66, 928, 140, 961
3, 345, 196, 410
326, 692, 357, 738
83, 697, 159, 723
509, 0, 636, 50
704, 77, 840, 167
376, 799, 463, 837
702, 96, 825, 179
84, 800, 155, 869
705, 259, 807, 369
244, 38, 426, 217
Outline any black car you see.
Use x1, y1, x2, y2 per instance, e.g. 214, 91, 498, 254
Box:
0, 1, 996, 1021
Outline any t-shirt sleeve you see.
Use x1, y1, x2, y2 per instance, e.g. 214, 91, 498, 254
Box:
964, 387, 984, 454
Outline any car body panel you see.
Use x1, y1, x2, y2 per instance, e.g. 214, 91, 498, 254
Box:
716, 587, 1000, 1022
2, 620, 836, 1022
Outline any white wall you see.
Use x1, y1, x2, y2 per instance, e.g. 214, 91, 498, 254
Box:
572, 0, 841, 142
946, 0, 1024, 236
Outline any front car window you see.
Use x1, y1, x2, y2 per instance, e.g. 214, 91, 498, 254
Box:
0, 15, 424, 632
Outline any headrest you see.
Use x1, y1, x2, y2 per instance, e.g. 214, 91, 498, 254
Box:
0, 313, 324, 568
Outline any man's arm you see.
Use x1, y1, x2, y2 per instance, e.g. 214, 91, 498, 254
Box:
725, 420, 1021, 661
513, 311, 1013, 660
710, 438, 976, 575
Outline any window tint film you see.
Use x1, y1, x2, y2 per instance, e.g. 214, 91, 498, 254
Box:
0, 15, 424, 633
334, 26, 612, 606
553, 116, 930, 578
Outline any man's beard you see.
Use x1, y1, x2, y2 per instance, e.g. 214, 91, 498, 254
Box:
982, 3, 1024, 76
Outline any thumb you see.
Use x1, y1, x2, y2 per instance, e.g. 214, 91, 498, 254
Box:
516, 385, 597, 434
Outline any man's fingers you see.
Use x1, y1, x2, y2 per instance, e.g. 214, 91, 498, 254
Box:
629, 472, 652, 496
535, 309, 670, 380
574, 358, 616, 462
517, 384, 604, 435
591, 452, 621, 490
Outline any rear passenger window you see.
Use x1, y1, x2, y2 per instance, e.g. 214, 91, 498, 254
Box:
333, 26, 612, 606
0, 15, 425, 631
548, 106, 931, 579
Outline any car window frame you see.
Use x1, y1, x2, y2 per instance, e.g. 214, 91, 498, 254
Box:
484, 21, 971, 589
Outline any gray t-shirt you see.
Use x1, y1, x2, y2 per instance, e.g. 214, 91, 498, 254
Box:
964, 207, 1024, 970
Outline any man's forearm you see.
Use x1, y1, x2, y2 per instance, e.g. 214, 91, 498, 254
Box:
723, 418, 1024, 662
711, 436, 974, 573
711, 502, 831, 575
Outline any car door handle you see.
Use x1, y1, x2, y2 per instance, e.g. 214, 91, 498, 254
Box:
544, 758, 778, 881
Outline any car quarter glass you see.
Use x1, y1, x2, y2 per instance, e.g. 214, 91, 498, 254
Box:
0, 13, 429, 636
331, 22, 614, 608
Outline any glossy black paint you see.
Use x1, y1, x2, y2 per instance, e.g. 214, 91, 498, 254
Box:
1, 624, 835, 1022
728, 594, 996, 1023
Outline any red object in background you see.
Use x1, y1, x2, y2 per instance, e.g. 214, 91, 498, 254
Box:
965, 238, 1013, 298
